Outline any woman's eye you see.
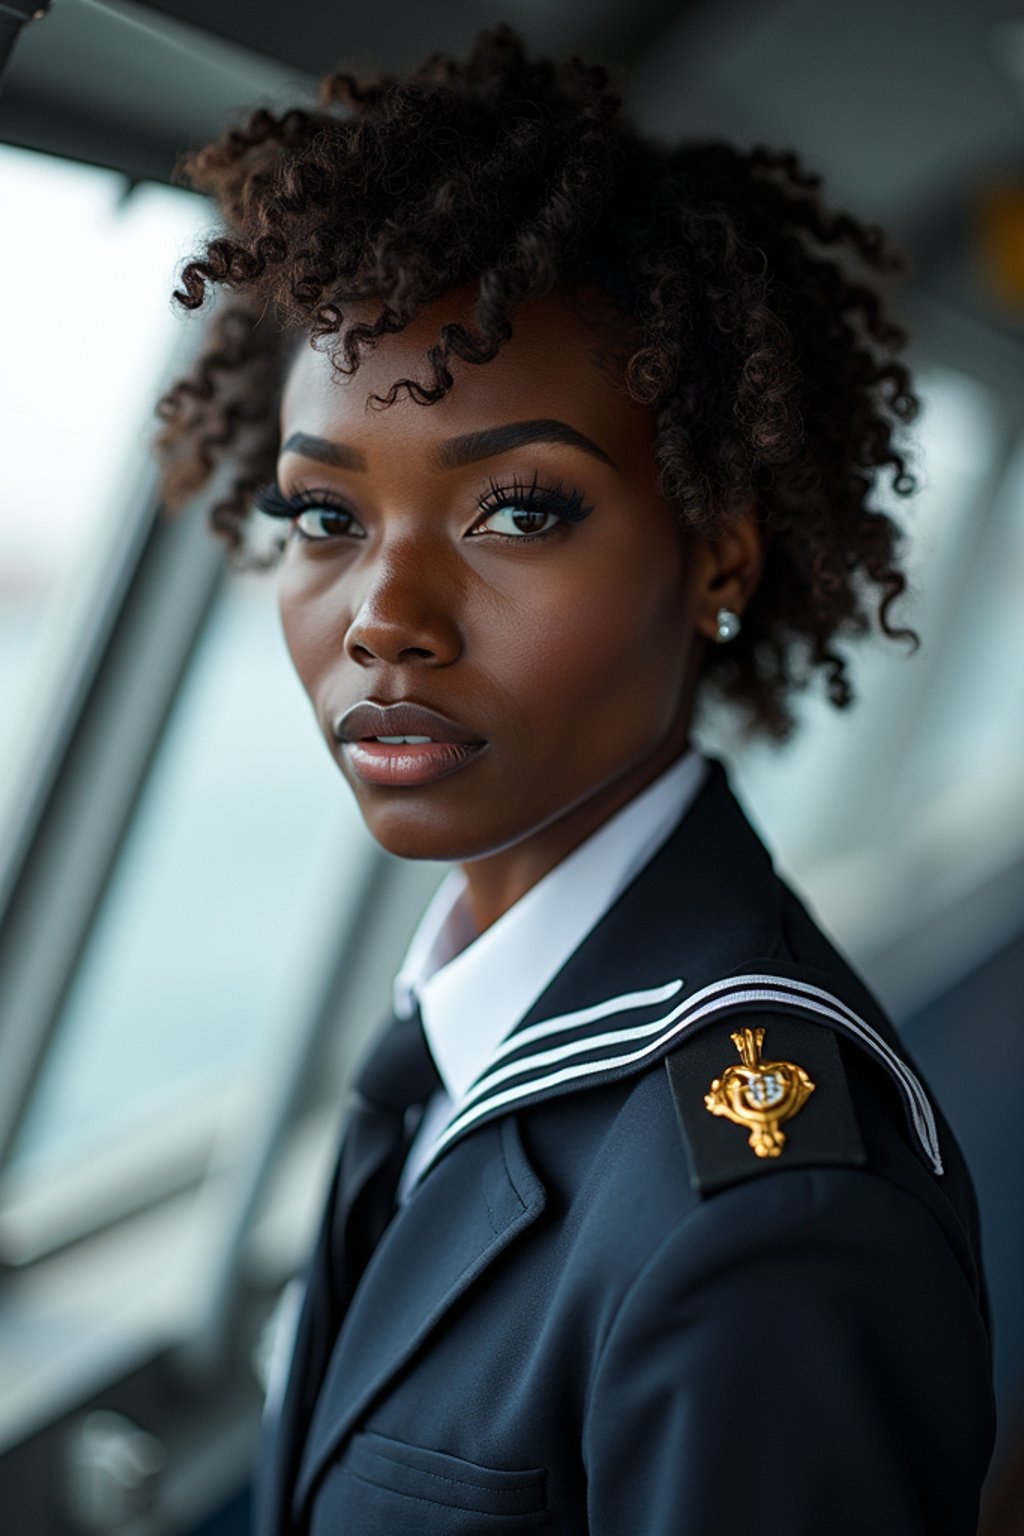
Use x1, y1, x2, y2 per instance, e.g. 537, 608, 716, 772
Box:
468, 475, 594, 542
252, 482, 365, 542
472, 505, 563, 538
293, 507, 365, 541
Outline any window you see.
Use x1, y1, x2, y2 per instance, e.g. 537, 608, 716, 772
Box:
701, 361, 1019, 972
0, 568, 379, 1260
0, 142, 210, 825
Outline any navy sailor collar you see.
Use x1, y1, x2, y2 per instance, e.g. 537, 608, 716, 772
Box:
394, 753, 942, 1193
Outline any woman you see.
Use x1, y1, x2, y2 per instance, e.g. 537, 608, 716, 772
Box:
153, 23, 995, 1534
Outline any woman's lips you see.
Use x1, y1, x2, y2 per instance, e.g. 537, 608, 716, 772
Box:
344, 739, 487, 787
333, 699, 488, 785
335, 699, 484, 745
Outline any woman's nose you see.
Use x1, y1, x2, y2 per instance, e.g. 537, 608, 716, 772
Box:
343, 546, 463, 668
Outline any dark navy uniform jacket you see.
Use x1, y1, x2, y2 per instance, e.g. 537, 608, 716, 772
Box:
254, 753, 996, 1535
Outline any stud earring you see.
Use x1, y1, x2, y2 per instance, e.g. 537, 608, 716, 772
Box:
714, 607, 741, 644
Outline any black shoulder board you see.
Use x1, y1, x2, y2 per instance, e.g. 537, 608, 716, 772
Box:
665, 1009, 867, 1197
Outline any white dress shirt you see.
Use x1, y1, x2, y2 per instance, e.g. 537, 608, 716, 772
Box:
392, 745, 710, 1204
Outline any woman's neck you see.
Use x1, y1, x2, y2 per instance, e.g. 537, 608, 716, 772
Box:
458, 729, 694, 934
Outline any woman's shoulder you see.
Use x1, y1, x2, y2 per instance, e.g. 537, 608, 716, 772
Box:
517, 927, 987, 1324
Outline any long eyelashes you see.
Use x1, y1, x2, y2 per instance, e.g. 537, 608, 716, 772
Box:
253, 482, 356, 523
252, 482, 364, 543
251, 471, 595, 544
476, 470, 593, 526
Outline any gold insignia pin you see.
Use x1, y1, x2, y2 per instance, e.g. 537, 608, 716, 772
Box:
704, 1026, 815, 1158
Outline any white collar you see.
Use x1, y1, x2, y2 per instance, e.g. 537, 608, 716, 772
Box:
392, 746, 710, 1105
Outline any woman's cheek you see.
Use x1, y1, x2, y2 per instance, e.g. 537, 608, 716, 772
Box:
279, 590, 345, 696
535, 570, 670, 693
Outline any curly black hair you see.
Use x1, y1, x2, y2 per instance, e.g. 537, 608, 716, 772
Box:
152, 20, 922, 744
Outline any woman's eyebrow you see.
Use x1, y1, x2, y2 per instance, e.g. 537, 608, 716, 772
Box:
278, 418, 618, 473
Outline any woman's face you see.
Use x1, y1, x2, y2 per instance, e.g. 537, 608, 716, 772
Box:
275, 281, 729, 902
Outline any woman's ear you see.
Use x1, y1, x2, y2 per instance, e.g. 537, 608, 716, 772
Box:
691, 494, 766, 644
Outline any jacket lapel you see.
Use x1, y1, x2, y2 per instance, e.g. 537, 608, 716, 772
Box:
254, 1086, 411, 1536
291, 1109, 546, 1517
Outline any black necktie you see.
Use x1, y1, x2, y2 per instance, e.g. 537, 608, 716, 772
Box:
332, 1001, 444, 1296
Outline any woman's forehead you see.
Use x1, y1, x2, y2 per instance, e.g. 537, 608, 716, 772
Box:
278, 284, 649, 469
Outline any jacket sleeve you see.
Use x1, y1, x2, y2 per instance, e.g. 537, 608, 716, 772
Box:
581, 1165, 994, 1536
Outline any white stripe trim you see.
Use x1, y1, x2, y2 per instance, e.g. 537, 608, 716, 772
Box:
414, 973, 942, 1183
462, 973, 937, 1151
479, 978, 685, 1074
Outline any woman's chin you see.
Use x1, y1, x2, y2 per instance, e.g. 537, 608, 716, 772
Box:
360, 812, 493, 865
357, 797, 541, 865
